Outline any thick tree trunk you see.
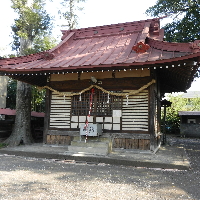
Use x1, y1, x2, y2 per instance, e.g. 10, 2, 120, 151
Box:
20, 38, 32, 54
4, 81, 34, 146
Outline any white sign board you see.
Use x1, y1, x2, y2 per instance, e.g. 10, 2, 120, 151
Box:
112, 110, 122, 117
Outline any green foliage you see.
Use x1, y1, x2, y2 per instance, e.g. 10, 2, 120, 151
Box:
23, 35, 58, 54
6, 79, 46, 112
60, 0, 85, 30
31, 86, 46, 112
11, 0, 53, 53
146, 0, 200, 42
8, 1, 57, 114
0, 143, 7, 149
163, 94, 200, 133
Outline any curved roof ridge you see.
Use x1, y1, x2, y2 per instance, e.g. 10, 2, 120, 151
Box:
0, 18, 163, 67
50, 32, 75, 53
61, 17, 162, 40
146, 37, 194, 53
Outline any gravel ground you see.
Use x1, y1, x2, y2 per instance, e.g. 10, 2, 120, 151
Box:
0, 136, 200, 200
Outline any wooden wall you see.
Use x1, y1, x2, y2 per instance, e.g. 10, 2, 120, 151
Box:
48, 89, 149, 133
50, 69, 150, 82
122, 90, 148, 132
113, 138, 150, 150
49, 92, 71, 129
45, 70, 157, 150
47, 135, 72, 145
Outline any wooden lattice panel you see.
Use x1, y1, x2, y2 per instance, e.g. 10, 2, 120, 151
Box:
122, 90, 149, 131
49, 92, 71, 128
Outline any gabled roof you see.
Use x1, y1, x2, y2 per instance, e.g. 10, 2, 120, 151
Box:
0, 17, 199, 93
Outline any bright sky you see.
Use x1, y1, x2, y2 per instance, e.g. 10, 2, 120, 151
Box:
0, 0, 160, 54
0, 0, 199, 91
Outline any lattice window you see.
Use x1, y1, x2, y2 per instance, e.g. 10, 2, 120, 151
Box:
71, 92, 90, 116
71, 89, 122, 116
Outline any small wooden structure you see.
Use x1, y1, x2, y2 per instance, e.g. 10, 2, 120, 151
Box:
0, 18, 200, 152
179, 111, 200, 138
182, 91, 200, 98
0, 108, 45, 140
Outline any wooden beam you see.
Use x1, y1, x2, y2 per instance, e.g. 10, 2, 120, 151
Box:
43, 87, 51, 144
50, 77, 152, 91
149, 83, 156, 151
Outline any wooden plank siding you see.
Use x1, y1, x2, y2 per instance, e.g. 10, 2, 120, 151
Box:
113, 138, 150, 150
47, 135, 72, 145
122, 90, 148, 132
49, 90, 149, 133
49, 92, 71, 129
47, 89, 152, 150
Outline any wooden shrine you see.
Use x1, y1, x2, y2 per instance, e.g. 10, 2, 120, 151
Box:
0, 17, 199, 152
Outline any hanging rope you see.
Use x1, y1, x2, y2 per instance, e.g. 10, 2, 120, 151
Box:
84, 88, 95, 143
38, 79, 156, 97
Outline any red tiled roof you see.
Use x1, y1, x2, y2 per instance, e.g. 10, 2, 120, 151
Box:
0, 108, 16, 115
1, 17, 199, 74
0, 108, 45, 117
0, 17, 199, 93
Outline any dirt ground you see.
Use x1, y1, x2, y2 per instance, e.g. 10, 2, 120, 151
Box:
0, 136, 200, 200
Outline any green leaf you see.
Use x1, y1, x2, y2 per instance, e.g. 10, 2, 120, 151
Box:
146, 0, 200, 42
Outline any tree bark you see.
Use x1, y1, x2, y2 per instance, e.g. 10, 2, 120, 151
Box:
4, 81, 34, 146
4, 29, 34, 146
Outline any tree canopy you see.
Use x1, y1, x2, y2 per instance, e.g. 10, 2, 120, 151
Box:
4, 0, 54, 146
4, 0, 86, 146
162, 94, 200, 134
146, 0, 200, 42
59, 0, 85, 30
11, 0, 53, 54
6, 79, 46, 113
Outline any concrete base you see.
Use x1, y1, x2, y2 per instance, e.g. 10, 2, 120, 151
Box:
68, 141, 110, 155
0, 143, 191, 170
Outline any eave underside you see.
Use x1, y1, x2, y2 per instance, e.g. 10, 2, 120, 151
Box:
2, 55, 198, 94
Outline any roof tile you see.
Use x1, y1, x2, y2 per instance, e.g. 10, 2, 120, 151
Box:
0, 18, 199, 73
113, 33, 138, 64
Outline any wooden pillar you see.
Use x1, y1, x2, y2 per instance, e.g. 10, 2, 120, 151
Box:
43, 88, 51, 144
162, 104, 167, 144
156, 81, 161, 134
93, 92, 97, 124
149, 83, 156, 151
156, 81, 162, 148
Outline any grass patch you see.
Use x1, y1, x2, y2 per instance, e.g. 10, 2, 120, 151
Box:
0, 143, 7, 149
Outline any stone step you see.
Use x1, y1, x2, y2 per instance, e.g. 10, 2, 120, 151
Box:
73, 136, 111, 143
68, 141, 110, 155
71, 141, 108, 147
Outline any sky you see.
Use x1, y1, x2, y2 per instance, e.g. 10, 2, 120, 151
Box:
0, 0, 199, 91
0, 0, 160, 54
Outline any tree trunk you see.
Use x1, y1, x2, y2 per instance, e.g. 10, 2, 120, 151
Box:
20, 38, 32, 54
4, 81, 34, 146
4, 33, 34, 146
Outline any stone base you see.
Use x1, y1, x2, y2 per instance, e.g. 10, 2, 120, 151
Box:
68, 141, 110, 155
